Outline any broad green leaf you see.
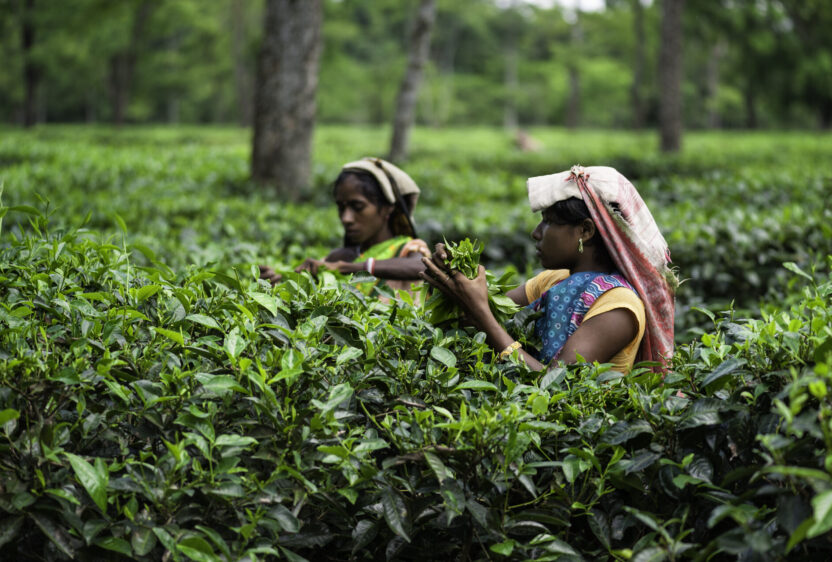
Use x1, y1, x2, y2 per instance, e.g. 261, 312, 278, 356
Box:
454, 380, 498, 392
702, 358, 746, 388
96, 536, 132, 557
352, 520, 378, 555
424, 451, 450, 482
601, 420, 654, 445
186, 314, 221, 330
65, 453, 108, 512
153, 326, 184, 346
270, 505, 300, 533
224, 329, 246, 358
131, 284, 161, 302
113, 213, 127, 234
381, 488, 411, 542
250, 291, 280, 316
783, 261, 813, 281
214, 434, 257, 448
336, 346, 363, 366
808, 490, 832, 538
0, 409, 19, 426
131, 526, 157, 557
195, 373, 246, 395
178, 536, 220, 562
430, 346, 457, 368
29, 512, 75, 559
490, 540, 515, 556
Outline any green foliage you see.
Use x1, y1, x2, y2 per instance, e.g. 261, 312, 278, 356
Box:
1, 125, 832, 559
1, 206, 831, 559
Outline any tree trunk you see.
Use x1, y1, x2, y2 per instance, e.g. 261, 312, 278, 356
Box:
21, 0, 39, 128
743, 79, 757, 129
251, 0, 322, 196
108, 1, 152, 126
503, 41, 518, 130
630, 0, 645, 129
705, 41, 724, 129
389, 0, 437, 163
565, 11, 582, 129
658, 0, 685, 152
231, 0, 253, 127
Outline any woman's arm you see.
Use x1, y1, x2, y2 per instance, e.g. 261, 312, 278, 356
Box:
295, 254, 426, 279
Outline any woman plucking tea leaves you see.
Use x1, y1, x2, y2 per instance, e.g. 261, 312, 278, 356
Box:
260, 158, 431, 297
422, 166, 678, 373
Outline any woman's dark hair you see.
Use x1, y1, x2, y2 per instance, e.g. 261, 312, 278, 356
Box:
543, 197, 620, 260
333, 170, 416, 238
543, 197, 593, 225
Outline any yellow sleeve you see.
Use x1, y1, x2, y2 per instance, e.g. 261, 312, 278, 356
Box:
584, 288, 646, 373
524, 269, 570, 303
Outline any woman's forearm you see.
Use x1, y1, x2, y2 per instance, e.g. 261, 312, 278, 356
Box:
471, 305, 545, 371
358, 256, 426, 280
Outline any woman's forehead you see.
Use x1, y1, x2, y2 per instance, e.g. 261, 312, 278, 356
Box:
334, 180, 370, 201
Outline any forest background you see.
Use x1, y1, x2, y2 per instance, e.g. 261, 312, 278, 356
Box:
2, 0, 831, 132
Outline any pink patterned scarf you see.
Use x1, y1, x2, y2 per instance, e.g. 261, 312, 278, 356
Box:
527, 166, 678, 372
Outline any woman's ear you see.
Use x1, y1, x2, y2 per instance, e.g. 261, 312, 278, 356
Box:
581, 218, 597, 243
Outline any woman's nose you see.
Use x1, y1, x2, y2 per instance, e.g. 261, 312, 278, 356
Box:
531, 223, 543, 240
340, 209, 354, 225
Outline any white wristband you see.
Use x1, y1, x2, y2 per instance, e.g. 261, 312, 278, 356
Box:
365, 257, 375, 275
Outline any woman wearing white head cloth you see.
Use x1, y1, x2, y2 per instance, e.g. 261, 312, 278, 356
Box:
421, 165, 678, 373
260, 157, 431, 297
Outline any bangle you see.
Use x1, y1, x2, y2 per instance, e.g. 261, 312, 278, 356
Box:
365, 257, 375, 275
499, 341, 522, 361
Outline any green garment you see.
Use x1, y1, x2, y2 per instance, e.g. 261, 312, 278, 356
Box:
355, 235, 412, 295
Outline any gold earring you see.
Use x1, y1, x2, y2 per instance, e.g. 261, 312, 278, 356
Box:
578, 238, 584, 254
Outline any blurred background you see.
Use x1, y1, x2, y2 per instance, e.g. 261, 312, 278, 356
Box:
1, 0, 830, 131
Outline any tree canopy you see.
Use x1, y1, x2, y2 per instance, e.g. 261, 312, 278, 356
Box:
1, 0, 829, 129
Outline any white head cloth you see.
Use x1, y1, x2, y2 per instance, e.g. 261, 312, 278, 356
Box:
341, 157, 420, 209
527, 165, 671, 274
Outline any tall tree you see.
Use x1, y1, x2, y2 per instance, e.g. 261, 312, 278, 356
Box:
21, 0, 39, 127
389, 0, 436, 163
629, 0, 646, 128
658, 0, 684, 152
108, 0, 153, 125
565, 10, 583, 129
230, 0, 253, 127
251, 0, 322, 196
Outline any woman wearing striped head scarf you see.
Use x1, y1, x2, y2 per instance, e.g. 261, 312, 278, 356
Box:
421, 165, 677, 373
260, 157, 431, 298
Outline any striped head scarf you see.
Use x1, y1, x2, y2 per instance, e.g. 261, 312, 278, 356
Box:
527, 165, 678, 371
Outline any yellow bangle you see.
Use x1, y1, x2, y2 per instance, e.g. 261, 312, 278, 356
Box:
499, 341, 522, 361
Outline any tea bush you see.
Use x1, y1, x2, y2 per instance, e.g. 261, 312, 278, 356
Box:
1, 126, 832, 560
0, 208, 831, 560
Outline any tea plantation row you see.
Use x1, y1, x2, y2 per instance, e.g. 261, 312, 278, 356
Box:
0, 216, 830, 560
1, 126, 832, 560
2, 126, 830, 338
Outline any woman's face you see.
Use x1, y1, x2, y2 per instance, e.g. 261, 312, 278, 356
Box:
531, 209, 583, 270
335, 175, 392, 248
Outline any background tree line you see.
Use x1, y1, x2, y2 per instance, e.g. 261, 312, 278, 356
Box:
2, 0, 830, 132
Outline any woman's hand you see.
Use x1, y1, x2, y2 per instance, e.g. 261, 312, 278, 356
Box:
295, 259, 357, 276
258, 265, 283, 286
420, 243, 491, 323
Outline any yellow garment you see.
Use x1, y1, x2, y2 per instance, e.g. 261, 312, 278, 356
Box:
524, 269, 646, 372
